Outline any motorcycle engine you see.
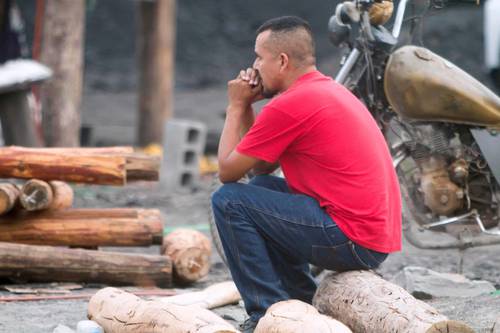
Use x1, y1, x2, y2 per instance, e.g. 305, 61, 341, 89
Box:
401, 124, 466, 216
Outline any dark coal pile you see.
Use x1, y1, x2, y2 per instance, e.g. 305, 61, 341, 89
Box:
18, 1, 496, 91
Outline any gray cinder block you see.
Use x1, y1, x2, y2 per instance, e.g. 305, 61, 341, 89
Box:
163, 119, 207, 191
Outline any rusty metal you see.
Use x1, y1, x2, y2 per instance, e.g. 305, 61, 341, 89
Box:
384, 46, 500, 129
419, 156, 464, 215
449, 158, 469, 183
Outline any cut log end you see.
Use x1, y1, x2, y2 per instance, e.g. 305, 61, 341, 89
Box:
426, 321, 476, 333
47, 181, 73, 210
173, 248, 211, 283
162, 229, 212, 284
0, 183, 20, 215
20, 179, 53, 211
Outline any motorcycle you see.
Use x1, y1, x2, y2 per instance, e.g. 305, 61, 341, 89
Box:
330, 0, 500, 249
209, 0, 500, 266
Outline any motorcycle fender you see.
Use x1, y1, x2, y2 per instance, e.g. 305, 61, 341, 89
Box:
470, 128, 500, 185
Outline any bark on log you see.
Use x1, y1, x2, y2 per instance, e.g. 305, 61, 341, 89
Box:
313, 271, 476, 333
255, 300, 352, 333
125, 154, 161, 182
0, 147, 159, 184
0, 183, 20, 215
0, 242, 172, 286
0, 149, 126, 185
156, 281, 241, 309
20, 179, 73, 211
88, 287, 238, 333
162, 229, 211, 284
5, 146, 134, 155
0, 208, 164, 247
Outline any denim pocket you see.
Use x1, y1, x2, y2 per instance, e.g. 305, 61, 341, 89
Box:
351, 243, 388, 269
311, 241, 365, 272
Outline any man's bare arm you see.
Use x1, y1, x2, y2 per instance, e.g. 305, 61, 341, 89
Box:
239, 105, 279, 176
252, 161, 280, 175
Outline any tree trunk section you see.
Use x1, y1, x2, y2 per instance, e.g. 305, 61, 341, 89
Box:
156, 281, 241, 309
125, 154, 161, 182
313, 270, 476, 333
0, 183, 20, 215
0, 242, 171, 286
162, 229, 211, 284
255, 300, 352, 333
0, 149, 126, 185
0, 147, 160, 184
39, 0, 85, 146
137, 0, 176, 146
6, 146, 134, 155
88, 287, 238, 333
0, 208, 164, 247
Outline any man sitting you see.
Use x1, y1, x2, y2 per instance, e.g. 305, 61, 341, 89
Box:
211, 16, 402, 333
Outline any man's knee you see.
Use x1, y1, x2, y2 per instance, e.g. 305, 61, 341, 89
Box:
211, 182, 243, 208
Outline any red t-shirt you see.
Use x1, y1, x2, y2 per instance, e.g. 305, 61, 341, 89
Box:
236, 71, 401, 253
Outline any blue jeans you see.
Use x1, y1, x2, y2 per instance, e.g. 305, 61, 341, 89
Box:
211, 175, 388, 321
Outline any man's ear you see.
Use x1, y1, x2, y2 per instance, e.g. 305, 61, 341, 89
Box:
279, 53, 289, 72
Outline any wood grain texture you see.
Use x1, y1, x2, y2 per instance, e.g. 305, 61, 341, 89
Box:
0, 242, 172, 286
88, 287, 237, 332
255, 300, 352, 333
162, 229, 211, 283
0, 149, 126, 185
313, 271, 475, 333
0, 183, 20, 215
20, 179, 53, 211
0, 208, 164, 247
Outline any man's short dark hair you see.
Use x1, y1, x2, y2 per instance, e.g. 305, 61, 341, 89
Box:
256, 16, 313, 36
256, 16, 316, 67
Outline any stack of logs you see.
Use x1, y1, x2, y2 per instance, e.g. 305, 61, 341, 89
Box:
0, 146, 211, 288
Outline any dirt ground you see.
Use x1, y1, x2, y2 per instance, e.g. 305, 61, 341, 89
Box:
1, 2, 499, 333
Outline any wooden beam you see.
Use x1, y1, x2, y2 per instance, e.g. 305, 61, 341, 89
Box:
0, 149, 126, 185
0, 242, 172, 286
0, 208, 164, 247
137, 0, 176, 146
0, 147, 160, 184
5, 146, 134, 155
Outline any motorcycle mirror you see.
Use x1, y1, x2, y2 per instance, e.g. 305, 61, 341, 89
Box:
328, 15, 351, 47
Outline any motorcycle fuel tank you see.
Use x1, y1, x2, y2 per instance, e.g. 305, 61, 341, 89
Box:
384, 46, 500, 129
